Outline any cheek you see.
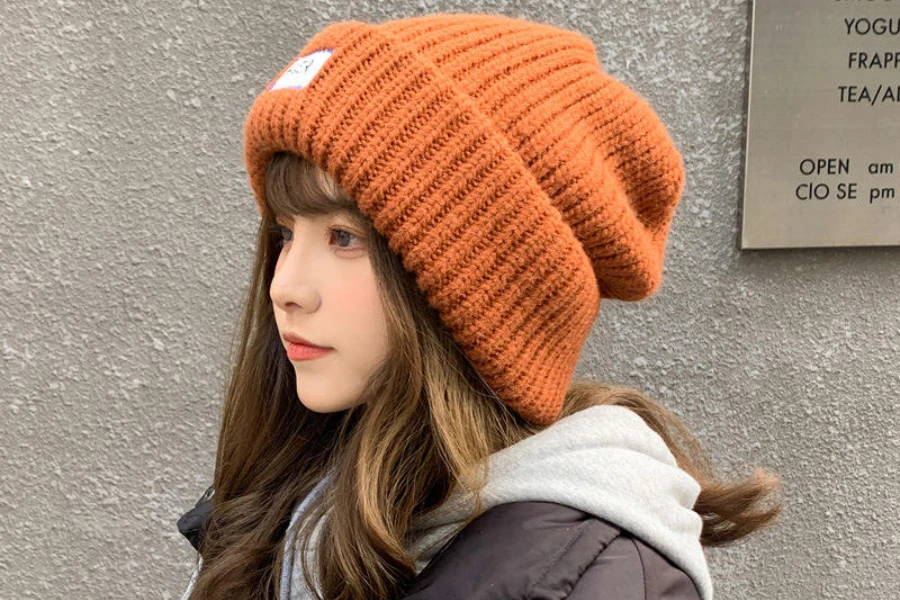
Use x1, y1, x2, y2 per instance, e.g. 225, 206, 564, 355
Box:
333, 273, 389, 361
332, 269, 384, 324
354, 283, 379, 305
335, 276, 380, 311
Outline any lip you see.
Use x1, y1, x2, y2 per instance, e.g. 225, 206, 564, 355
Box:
283, 332, 331, 349
287, 342, 333, 361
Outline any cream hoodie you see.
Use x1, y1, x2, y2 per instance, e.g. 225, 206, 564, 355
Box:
281, 404, 712, 600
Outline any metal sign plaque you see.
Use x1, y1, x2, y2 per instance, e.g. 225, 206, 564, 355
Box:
742, 0, 900, 249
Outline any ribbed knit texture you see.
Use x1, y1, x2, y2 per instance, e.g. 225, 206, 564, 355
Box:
243, 13, 685, 426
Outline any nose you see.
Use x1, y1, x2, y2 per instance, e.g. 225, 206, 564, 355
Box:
269, 244, 322, 313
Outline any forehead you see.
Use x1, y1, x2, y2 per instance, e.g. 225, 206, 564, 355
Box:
263, 154, 369, 227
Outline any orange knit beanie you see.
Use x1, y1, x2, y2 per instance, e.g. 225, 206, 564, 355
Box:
243, 13, 684, 426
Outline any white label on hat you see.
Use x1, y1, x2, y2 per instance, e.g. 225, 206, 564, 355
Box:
269, 49, 333, 91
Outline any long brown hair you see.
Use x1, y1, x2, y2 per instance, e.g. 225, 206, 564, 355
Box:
189, 151, 782, 599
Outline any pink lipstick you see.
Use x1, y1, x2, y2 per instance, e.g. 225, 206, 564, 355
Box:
287, 342, 333, 361
283, 332, 333, 361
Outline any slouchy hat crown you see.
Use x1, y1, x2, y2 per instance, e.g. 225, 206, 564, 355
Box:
244, 12, 684, 426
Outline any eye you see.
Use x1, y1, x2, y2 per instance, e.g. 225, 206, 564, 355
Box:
270, 221, 365, 253
269, 223, 292, 249
328, 226, 364, 251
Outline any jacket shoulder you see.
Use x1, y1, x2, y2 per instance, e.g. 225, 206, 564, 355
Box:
568, 528, 701, 599
177, 486, 214, 551
403, 501, 700, 600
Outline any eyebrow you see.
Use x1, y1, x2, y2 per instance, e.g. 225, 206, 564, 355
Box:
276, 208, 370, 230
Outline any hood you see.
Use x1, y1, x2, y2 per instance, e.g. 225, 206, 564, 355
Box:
407, 404, 712, 600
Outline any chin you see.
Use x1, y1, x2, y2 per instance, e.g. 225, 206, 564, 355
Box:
299, 401, 341, 414
294, 382, 365, 414
297, 395, 356, 414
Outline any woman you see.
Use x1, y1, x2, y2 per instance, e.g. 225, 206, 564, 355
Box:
178, 12, 781, 599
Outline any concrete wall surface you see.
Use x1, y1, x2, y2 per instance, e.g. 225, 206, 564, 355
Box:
2, 1, 897, 598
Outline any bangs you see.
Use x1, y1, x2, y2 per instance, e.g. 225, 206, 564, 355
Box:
264, 151, 369, 230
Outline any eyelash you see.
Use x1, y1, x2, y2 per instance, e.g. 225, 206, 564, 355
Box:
269, 223, 362, 252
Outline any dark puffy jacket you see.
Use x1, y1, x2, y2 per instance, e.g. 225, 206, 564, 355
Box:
178, 494, 700, 599
402, 500, 700, 599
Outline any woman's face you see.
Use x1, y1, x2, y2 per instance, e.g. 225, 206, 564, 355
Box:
269, 211, 389, 413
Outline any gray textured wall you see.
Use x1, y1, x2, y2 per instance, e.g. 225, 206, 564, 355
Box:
2, 1, 897, 598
